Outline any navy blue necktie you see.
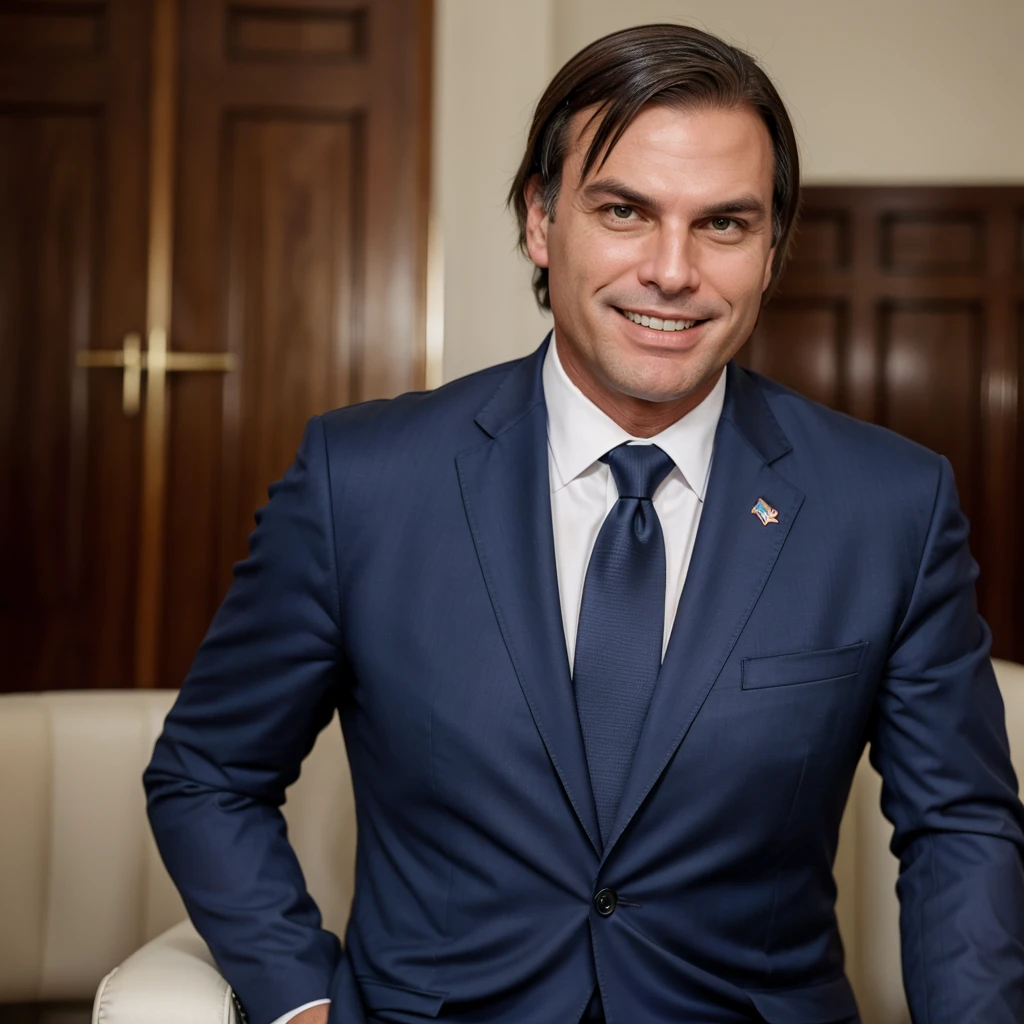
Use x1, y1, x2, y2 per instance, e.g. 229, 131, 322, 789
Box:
573, 442, 675, 845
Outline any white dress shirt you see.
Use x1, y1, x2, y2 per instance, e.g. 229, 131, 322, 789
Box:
544, 335, 726, 671
270, 998, 330, 1024
271, 337, 724, 1024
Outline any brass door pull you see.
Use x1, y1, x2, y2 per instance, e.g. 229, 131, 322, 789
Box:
76, 333, 145, 415
76, 329, 236, 416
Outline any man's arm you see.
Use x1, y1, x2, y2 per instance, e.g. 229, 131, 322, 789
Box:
144, 417, 345, 1024
870, 456, 1024, 1023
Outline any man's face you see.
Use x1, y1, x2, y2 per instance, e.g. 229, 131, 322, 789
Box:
525, 103, 777, 413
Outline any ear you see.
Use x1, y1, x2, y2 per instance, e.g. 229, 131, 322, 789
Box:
524, 174, 552, 268
761, 245, 777, 294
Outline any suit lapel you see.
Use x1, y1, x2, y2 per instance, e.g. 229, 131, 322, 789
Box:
602, 364, 805, 859
456, 340, 602, 854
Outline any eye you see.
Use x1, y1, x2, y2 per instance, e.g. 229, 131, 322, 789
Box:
610, 205, 635, 220
710, 216, 737, 231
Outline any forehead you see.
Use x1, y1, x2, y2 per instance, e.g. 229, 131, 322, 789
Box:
567, 103, 774, 202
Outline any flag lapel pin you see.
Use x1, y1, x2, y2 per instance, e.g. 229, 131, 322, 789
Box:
751, 497, 779, 526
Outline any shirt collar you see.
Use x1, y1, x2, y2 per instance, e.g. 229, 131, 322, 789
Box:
542, 332, 726, 501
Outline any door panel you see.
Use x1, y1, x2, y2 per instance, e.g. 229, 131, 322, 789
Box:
220, 114, 360, 578
0, 2, 150, 691
225, 5, 367, 59
160, 0, 431, 686
739, 187, 1024, 659
0, 6, 107, 57
744, 300, 847, 408
0, 113, 102, 684
881, 211, 984, 273
879, 301, 983, 530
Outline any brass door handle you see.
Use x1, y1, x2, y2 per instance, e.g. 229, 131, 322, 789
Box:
76, 330, 237, 416
77, 333, 145, 415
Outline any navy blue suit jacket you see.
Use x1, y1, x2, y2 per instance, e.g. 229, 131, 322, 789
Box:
145, 338, 1024, 1024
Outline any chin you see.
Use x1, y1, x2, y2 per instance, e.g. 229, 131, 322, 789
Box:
609, 352, 708, 398
609, 371, 703, 405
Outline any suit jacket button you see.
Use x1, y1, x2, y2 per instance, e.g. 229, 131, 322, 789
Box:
594, 888, 618, 916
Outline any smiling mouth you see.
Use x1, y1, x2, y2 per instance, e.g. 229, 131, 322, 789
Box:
618, 308, 708, 332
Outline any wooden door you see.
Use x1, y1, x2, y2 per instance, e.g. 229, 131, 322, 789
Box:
0, 0, 432, 692
739, 187, 1024, 660
157, 0, 432, 687
0, 2, 151, 689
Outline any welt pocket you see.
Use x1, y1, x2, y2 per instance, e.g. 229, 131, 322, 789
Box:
741, 642, 868, 691
358, 976, 446, 1019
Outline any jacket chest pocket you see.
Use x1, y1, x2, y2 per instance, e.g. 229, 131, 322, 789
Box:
741, 642, 869, 691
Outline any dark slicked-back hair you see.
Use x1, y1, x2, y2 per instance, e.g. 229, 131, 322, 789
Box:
508, 23, 801, 310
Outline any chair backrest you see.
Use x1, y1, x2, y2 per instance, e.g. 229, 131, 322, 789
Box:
0, 690, 183, 1001
2, 659, 1022, 1013
0, 688, 357, 1004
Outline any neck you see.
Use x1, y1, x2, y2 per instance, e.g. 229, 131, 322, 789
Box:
555, 334, 721, 438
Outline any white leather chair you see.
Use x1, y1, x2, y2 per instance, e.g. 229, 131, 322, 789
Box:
0, 691, 355, 1023
0, 661, 1021, 1024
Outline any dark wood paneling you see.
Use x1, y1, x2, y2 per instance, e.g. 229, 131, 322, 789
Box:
744, 187, 1024, 660
789, 210, 850, 272
878, 301, 983, 529
0, 112, 99, 683
881, 212, 984, 273
0, 4, 107, 57
1018, 302, 1024, 651
220, 114, 359, 568
0, 0, 151, 692
226, 4, 367, 61
744, 300, 846, 408
159, 0, 431, 686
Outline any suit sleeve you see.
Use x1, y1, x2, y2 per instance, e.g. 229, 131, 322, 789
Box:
869, 455, 1024, 1023
144, 416, 345, 1024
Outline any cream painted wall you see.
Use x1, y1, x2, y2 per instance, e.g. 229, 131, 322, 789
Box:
433, 0, 555, 384
554, 0, 1024, 184
434, 0, 1024, 381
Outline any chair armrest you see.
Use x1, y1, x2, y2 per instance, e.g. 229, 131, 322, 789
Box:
92, 918, 238, 1024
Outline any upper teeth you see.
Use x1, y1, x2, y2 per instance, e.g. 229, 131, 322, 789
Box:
623, 310, 698, 331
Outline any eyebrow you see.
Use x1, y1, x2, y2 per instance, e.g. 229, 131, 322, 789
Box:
581, 177, 769, 222
581, 178, 662, 212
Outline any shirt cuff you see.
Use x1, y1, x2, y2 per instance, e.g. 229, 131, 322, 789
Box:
268, 999, 331, 1024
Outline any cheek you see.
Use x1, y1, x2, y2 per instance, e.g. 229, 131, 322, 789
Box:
702, 246, 773, 305
598, 227, 647, 263
561, 224, 644, 287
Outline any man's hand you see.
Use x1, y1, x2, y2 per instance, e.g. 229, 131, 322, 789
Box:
289, 1006, 329, 1024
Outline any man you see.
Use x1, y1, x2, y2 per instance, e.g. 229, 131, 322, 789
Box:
144, 23, 1024, 1024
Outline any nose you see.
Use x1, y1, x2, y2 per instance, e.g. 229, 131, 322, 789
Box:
638, 223, 701, 296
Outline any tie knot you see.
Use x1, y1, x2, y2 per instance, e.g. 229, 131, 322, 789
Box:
603, 442, 675, 500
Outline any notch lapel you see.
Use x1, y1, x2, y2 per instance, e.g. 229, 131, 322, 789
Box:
456, 341, 602, 855
602, 365, 805, 859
